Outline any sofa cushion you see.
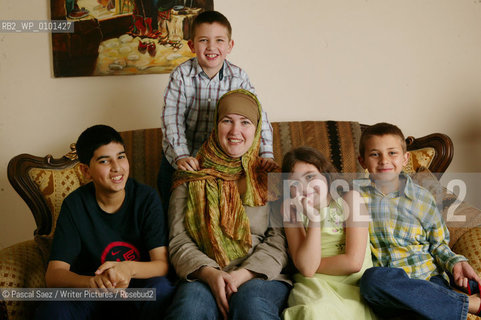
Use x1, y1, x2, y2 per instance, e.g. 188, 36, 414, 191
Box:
120, 128, 163, 190
0, 240, 46, 320
272, 121, 364, 173
404, 147, 435, 174
271, 121, 437, 175
452, 227, 481, 273
412, 167, 481, 247
28, 165, 90, 237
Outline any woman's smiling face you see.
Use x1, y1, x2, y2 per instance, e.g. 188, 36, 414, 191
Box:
217, 113, 256, 158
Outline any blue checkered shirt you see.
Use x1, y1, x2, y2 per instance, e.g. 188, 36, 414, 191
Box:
161, 58, 274, 168
360, 173, 467, 280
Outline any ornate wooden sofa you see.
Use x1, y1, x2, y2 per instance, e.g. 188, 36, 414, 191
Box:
2, 121, 481, 320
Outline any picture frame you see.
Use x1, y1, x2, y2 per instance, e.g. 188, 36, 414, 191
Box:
50, 0, 213, 77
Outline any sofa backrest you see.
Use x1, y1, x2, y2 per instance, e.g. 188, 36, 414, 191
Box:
8, 121, 453, 238
119, 121, 452, 188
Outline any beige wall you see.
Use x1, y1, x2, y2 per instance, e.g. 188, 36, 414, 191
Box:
1, 0, 481, 249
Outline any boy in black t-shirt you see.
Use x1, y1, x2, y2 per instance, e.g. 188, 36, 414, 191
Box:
35, 125, 174, 320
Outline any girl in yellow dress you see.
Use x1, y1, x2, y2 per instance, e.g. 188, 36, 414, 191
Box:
282, 146, 376, 320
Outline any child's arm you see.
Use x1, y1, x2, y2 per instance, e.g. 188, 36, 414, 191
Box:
424, 196, 481, 290
176, 156, 200, 171
259, 110, 274, 159
420, 192, 478, 287
46, 247, 169, 289
316, 228, 368, 275
427, 217, 480, 291
316, 191, 369, 275
46, 260, 113, 288
284, 198, 321, 277
418, 191, 467, 273
161, 72, 191, 168
258, 157, 278, 171
95, 246, 169, 288
452, 261, 481, 289
46, 203, 99, 288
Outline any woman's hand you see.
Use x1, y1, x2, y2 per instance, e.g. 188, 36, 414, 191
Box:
195, 266, 237, 320
226, 268, 255, 299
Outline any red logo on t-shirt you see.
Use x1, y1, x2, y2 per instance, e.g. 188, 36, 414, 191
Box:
100, 241, 140, 264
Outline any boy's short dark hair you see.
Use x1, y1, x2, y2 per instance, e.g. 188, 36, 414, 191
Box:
190, 10, 232, 40
359, 122, 407, 157
76, 125, 124, 165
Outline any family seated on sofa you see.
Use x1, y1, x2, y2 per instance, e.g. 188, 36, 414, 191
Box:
34, 88, 481, 320
32, 9, 481, 320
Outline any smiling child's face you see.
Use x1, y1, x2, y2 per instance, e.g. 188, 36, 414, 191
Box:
188, 22, 234, 78
82, 142, 129, 196
359, 134, 409, 191
289, 161, 329, 210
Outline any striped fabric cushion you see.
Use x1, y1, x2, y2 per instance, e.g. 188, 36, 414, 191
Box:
120, 128, 163, 190
271, 121, 364, 173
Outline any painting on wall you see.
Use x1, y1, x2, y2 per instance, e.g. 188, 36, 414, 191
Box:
51, 0, 213, 77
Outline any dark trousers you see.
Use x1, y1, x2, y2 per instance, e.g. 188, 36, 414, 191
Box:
360, 267, 471, 320
165, 279, 290, 320
157, 154, 175, 215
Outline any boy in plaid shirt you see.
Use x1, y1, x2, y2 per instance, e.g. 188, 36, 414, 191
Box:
358, 122, 481, 320
158, 11, 275, 212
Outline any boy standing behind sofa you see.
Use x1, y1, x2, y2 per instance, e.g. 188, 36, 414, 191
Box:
35, 125, 173, 320
357, 122, 481, 320
159, 10, 276, 212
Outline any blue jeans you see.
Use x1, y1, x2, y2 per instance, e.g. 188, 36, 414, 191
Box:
157, 154, 175, 215
35, 276, 174, 320
165, 279, 290, 320
360, 267, 469, 320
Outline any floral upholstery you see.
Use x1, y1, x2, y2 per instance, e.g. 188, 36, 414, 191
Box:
452, 228, 481, 320
404, 147, 435, 174
0, 240, 45, 320
29, 165, 90, 237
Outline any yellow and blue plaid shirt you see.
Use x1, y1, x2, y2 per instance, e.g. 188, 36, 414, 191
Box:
360, 173, 467, 281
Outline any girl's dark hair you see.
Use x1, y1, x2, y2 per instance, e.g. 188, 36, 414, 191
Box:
282, 146, 337, 186
76, 125, 124, 165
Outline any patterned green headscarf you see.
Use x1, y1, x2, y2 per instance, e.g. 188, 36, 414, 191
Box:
173, 89, 271, 267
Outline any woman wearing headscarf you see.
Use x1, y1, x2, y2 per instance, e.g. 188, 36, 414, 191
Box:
165, 89, 290, 320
